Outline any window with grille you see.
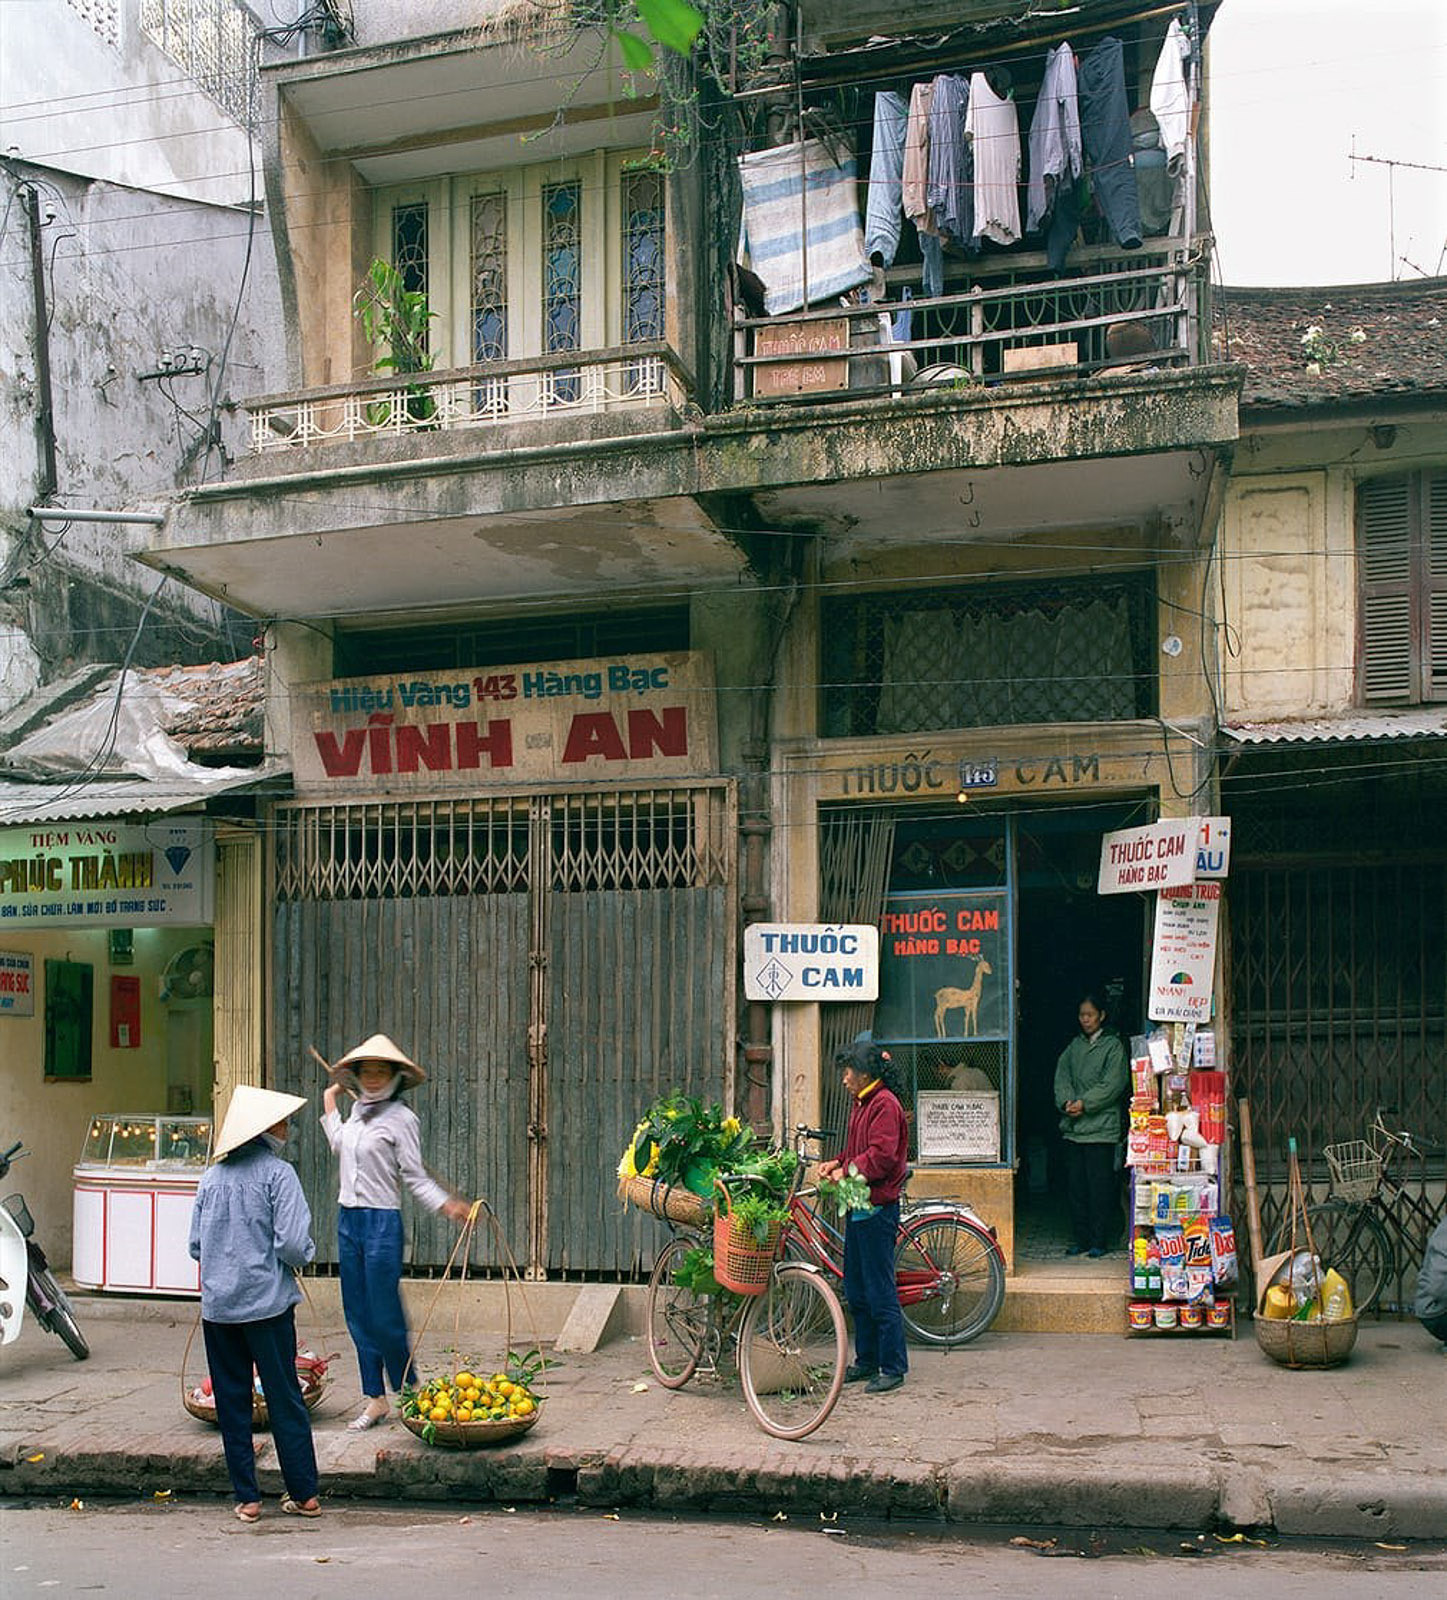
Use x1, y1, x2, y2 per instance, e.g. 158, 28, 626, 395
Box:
1358, 470, 1447, 705
140, 0, 257, 125
821, 574, 1156, 736
372, 155, 667, 377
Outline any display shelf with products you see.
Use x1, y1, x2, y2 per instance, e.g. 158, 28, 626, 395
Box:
1122, 1025, 1238, 1337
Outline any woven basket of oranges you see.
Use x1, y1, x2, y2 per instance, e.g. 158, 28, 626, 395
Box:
399, 1355, 545, 1449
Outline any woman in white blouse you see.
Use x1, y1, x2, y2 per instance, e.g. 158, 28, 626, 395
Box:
321, 1033, 471, 1430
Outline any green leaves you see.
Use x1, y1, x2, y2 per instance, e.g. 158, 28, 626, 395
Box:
613, 0, 705, 72
636, 0, 704, 56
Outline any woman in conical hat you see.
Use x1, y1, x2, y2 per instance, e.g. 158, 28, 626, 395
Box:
320, 1033, 470, 1431
188, 1086, 322, 1521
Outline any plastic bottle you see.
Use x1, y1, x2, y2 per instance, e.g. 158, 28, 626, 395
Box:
1319, 1267, 1354, 1322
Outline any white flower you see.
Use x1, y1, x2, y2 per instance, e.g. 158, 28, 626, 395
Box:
1349, 328, 1366, 343
1300, 325, 1324, 345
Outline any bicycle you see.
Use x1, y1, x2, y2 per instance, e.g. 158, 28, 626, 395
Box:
784, 1126, 1006, 1345
1269, 1108, 1444, 1315
645, 1176, 848, 1441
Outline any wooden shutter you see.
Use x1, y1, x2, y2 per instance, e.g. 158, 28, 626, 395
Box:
1359, 476, 1416, 702
1427, 472, 1447, 699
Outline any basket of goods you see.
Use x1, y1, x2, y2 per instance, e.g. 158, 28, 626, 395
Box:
400, 1353, 545, 1448
399, 1198, 552, 1449
183, 1344, 333, 1428
711, 1177, 790, 1296
1254, 1139, 1357, 1370
617, 1092, 757, 1229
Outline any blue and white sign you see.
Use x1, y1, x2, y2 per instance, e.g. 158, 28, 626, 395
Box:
743, 923, 879, 1002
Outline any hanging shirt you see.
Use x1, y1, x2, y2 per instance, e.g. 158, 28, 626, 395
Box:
966, 70, 1022, 246
903, 80, 943, 237
1150, 17, 1193, 169
1026, 41, 1083, 235
321, 1097, 451, 1213
926, 73, 973, 247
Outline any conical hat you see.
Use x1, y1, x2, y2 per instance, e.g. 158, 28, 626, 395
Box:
214, 1085, 309, 1159
328, 1032, 426, 1093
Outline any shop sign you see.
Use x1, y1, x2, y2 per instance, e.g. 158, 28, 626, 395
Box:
1097, 819, 1196, 894
752, 318, 849, 396
873, 891, 1009, 1043
0, 950, 35, 1015
743, 923, 878, 1001
1193, 816, 1231, 878
290, 652, 717, 794
1147, 882, 1221, 1023
916, 1090, 1001, 1163
0, 818, 212, 929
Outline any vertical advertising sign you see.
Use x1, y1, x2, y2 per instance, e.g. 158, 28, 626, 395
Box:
1148, 882, 1222, 1023
873, 891, 1010, 1043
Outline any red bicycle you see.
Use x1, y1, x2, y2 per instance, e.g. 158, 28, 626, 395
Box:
784, 1125, 1006, 1345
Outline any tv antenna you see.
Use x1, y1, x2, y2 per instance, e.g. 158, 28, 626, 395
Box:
1349, 139, 1447, 280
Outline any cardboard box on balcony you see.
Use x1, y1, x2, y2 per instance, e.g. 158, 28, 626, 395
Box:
1002, 342, 1079, 376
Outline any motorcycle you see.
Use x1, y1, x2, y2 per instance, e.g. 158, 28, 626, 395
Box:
0, 1138, 90, 1360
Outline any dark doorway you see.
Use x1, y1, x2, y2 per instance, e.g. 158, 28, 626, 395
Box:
1013, 805, 1147, 1259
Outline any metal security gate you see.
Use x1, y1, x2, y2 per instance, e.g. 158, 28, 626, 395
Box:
1229, 858, 1447, 1310
270, 786, 735, 1280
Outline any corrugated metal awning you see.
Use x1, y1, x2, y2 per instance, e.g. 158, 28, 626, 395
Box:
1222, 712, 1447, 745
0, 764, 290, 825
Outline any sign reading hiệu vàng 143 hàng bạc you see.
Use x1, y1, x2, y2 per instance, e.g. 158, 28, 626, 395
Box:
290, 652, 719, 793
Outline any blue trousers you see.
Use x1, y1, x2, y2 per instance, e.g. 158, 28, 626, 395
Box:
338, 1205, 416, 1396
842, 1200, 907, 1378
1078, 36, 1143, 250
203, 1307, 318, 1506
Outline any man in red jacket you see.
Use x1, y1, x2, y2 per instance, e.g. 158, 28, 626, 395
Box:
818, 1041, 910, 1392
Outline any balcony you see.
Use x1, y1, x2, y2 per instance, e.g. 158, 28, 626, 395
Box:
245, 343, 693, 458
735, 242, 1208, 401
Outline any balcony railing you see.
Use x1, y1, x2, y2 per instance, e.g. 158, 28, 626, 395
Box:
734, 242, 1210, 403
246, 341, 693, 456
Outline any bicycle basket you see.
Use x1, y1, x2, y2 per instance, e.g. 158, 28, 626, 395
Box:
2, 1193, 34, 1238
1323, 1140, 1381, 1203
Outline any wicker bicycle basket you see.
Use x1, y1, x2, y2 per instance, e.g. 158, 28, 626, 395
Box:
617, 1173, 713, 1229
1323, 1140, 1382, 1203
711, 1182, 784, 1296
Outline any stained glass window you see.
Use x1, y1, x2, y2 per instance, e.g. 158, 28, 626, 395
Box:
543, 181, 581, 404
622, 168, 665, 395
470, 190, 508, 413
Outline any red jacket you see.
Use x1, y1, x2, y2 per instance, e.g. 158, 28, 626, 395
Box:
839, 1081, 909, 1205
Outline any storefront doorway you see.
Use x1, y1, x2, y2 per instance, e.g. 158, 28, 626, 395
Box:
1014, 805, 1147, 1259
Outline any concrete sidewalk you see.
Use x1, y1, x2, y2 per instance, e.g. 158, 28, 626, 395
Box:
1, 1289, 1444, 1540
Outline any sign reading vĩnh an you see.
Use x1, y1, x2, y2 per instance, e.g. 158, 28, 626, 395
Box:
290, 652, 718, 794
743, 924, 879, 1002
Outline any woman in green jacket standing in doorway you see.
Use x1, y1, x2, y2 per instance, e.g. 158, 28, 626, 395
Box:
1054, 991, 1129, 1258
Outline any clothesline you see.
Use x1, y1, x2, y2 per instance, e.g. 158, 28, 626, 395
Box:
731, 1, 1198, 103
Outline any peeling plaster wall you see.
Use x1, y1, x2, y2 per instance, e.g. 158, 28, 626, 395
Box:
1221, 470, 1354, 717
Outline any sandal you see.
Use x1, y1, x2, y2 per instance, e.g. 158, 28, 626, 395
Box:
234, 1503, 261, 1524
281, 1496, 323, 1518
346, 1407, 388, 1431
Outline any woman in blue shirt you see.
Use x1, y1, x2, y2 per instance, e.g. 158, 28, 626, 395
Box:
189, 1085, 321, 1523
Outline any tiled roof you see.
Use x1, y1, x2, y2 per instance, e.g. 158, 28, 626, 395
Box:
1213, 279, 1447, 410
134, 658, 264, 758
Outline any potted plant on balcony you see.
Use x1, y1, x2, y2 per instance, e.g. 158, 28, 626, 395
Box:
353, 256, 437, 427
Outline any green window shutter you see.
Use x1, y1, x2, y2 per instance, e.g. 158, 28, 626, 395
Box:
1358, 476, 1417, 702
1427, 471, 1447, 700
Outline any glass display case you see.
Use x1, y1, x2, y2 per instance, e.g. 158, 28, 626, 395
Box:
73, 1114, 213, 1295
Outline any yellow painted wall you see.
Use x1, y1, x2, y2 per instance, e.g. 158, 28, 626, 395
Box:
0, 926, 213, 1267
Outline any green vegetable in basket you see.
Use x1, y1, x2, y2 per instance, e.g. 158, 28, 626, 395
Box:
671, 1244, 736, 1298
728, 1190, 792, 1247
619, 1091, 757, 1197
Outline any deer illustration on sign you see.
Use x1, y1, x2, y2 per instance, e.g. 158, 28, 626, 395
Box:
933, 958, 993, 1038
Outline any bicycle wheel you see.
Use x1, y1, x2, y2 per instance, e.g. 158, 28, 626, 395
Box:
1268, 1201, 1391, 1315
28, 1264, 90, 1360
738, 1263, 846, 1441
645, 1236, 707, 1388
895, 1212, 1005, 1346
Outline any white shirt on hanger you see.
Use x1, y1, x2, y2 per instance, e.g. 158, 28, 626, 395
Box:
966, 71, 1022, 246
1150, 17, 1193, 168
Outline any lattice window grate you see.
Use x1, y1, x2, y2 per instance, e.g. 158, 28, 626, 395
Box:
140, 0, 258, 126
67, 0, 120, 48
